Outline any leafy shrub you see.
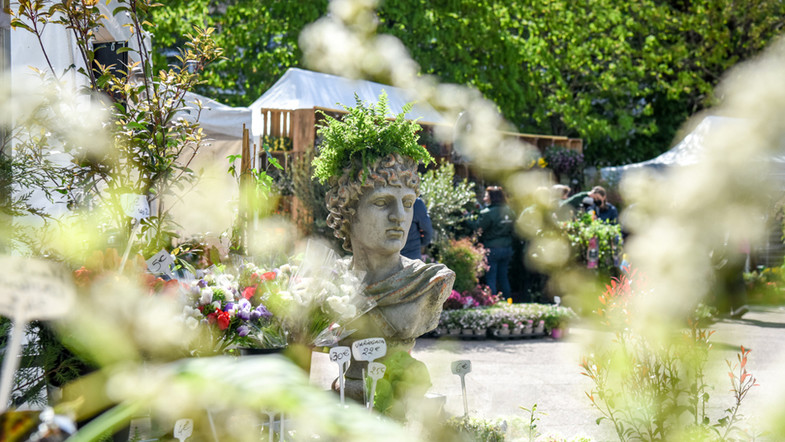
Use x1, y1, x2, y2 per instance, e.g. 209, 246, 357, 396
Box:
418, 161, 477, 242
437, 237, 488, 293
581, 269, 759, 440
563, 212, 623, 276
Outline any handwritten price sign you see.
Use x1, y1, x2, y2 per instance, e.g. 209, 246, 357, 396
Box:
367, 362, 386, 380
0, 256, 76, 413
329, 346, 351, 365
0, 256, 75, 320
121, 193, 150, 221
173, 418, 193, 442
146, 249, 175, 278
352, 338, 386, 362
451, 360, 472, 376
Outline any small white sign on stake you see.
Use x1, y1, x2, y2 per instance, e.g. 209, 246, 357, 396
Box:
173, 418, 193, 442
351, 337, 386, 363
147, 249, 175, 278
329, 346, 351, 405
0, 256, 76, 413
121, 193, 150, 221
366, 361, 386, 411
451, 360, 472, 417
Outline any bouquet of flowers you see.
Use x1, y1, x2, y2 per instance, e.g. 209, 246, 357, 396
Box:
180, 241, 374, 353
181, 263, 285, 353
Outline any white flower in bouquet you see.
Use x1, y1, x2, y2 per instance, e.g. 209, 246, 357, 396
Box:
199, 288, 214, 305
326, 295, 358, 320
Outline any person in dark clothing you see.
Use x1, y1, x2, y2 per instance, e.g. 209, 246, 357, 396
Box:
401, 197, 433, 260
476, 186, 516, 299
589, 186, 618, 224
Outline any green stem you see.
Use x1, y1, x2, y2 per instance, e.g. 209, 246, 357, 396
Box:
68, 401, 143, 442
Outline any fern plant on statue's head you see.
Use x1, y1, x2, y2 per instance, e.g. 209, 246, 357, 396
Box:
314, 92, 434, 257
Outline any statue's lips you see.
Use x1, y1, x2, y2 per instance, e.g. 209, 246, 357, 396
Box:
386, 228, 405, 238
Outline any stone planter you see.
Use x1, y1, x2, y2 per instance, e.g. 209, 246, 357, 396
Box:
534, 320, 545, 335
473, 328, 487, 338
495, 328, 510, 337
461, 328, 474, 336
448, 328, 461, 336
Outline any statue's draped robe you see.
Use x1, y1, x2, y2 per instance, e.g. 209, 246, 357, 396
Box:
339, 257, 455, 392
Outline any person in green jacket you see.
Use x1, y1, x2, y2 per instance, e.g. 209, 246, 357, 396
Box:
476, 186, 516, 299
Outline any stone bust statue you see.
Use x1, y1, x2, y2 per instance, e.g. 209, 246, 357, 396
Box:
324, 152, 455, 400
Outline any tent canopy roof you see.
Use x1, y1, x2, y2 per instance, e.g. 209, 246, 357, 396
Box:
249, 68, 447, 138
600, 116, 741, 183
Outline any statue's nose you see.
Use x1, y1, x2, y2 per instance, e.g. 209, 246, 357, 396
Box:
389, 201, 404, 222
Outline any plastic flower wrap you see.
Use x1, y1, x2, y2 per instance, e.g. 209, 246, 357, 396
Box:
267, 241, 375, 347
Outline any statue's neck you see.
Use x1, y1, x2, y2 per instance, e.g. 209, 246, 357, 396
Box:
350, 249, 403, 285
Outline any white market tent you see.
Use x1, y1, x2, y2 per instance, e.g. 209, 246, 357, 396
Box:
599, 116, 740, 183
248, 67, 447, 140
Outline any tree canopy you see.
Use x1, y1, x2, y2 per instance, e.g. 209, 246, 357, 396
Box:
150, 0, 785, 166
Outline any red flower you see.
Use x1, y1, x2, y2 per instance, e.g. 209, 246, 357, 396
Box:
74, 266, 93, 287
261, 271, 276, 281
217, 311, 231, 330
242, 285, 257, 300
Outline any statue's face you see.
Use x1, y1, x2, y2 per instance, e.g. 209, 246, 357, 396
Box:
350, 185, 416, 256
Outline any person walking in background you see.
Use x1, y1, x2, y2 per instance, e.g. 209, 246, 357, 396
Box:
476, 186, 516, 299
401, 197, 433, 260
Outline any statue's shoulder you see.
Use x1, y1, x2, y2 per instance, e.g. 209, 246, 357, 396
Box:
401, 257, 455, 284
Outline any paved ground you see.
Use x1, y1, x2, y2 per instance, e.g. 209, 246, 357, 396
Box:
310, 305, 785, 441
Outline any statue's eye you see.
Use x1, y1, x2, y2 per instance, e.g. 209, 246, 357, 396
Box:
403, 201, 414, 209
374, 199, 387, 207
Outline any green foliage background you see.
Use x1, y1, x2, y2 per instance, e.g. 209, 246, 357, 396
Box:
151, 0, 785, 167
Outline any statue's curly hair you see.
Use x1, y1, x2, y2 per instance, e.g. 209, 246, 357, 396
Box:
325, 153, 420, 252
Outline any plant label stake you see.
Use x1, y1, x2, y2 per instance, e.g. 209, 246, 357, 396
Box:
352, 338, 386, 409
351, 338, 386, 363
367, 362, 386, 411
118, 194, 150, 273
261, 409, 275, 442
173, 418, 193, 442
0, 256, 75, 412
146, 249, 175, 279
451, 360, 472, 417
329, 346, 351, 405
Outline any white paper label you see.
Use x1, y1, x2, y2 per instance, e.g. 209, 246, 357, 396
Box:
451, 360, 472, 376
173, 418, 193, 441
368, 362, 386, 380
147, 249, 175, 278
0, 256, 75, 320
352, 338, 386, 362
329, 346, 351, 366
121, 194, 150, 220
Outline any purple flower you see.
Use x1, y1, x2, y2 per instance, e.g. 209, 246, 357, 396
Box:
197, 279, 208, 288
224, 302, 234, 312
237, 309, 251, 321
251, 305, 272, 321
237, 325, 250, 337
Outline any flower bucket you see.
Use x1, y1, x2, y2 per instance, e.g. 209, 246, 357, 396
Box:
461, 328, 474, 336
448, 328, 461, 336
496, 328, 510, 337
551, 328, 564, 339
473, 328, 487, 338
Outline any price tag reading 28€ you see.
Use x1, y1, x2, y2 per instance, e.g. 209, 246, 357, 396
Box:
451, 360, 472, 376
351, 338, 387, 363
